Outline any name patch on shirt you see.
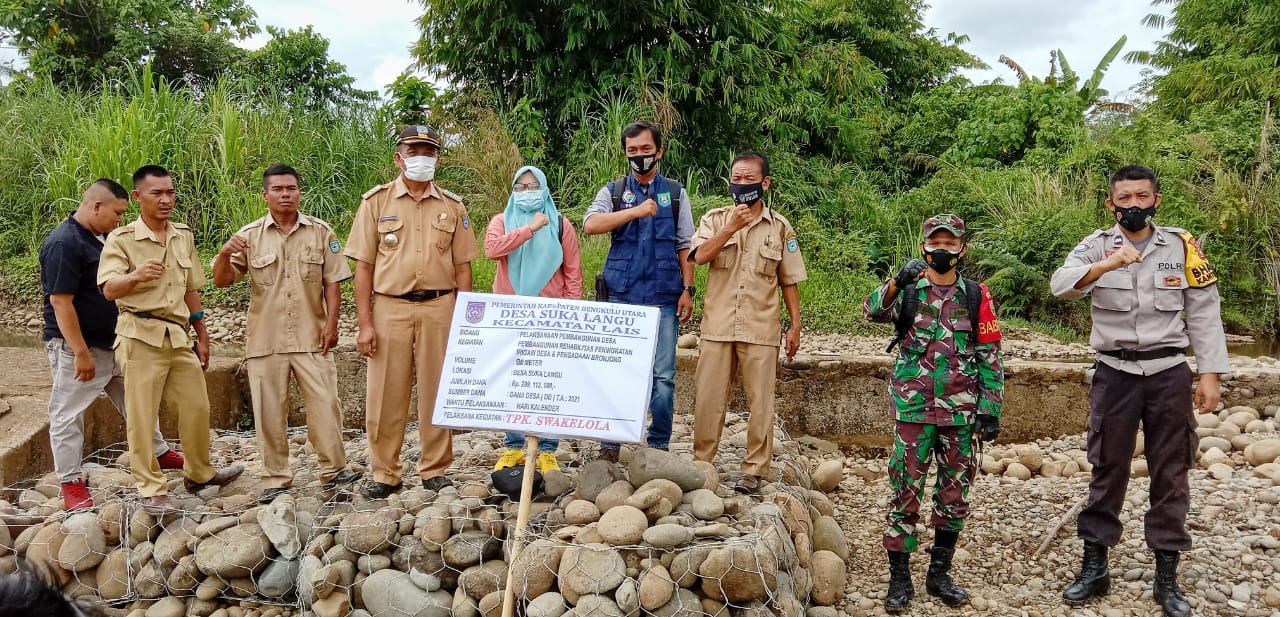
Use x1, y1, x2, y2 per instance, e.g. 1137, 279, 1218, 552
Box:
378, 215, 399, 222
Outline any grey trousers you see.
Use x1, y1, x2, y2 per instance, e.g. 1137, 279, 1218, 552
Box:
46, 338, 167, 482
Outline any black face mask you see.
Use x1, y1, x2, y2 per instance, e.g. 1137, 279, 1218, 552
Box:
628, 154, 659, 175
1115, 205, 1156, 232
923, 248, 961, 274
729, 182, 763, 205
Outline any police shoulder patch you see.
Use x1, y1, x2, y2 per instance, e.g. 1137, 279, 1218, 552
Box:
462, 215, 471, 229
328, 232, 341, 253
786, 236, 799, 253
1178, 231, 1217, 288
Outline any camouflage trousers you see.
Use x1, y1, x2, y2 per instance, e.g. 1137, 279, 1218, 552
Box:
883, 420, 976, 552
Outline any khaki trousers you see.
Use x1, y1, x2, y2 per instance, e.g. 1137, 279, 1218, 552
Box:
246, 352, 348, 488
693, 340, 777, 476
365, 294, 454, 485
115, 336, 215, 497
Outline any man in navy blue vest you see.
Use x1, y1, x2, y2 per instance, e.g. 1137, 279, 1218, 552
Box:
583, 120, 695, 461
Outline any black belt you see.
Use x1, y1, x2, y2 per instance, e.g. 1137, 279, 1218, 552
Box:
1099, 346, 1185, 362
133, 311, 187, 328
396, 289, 455, 302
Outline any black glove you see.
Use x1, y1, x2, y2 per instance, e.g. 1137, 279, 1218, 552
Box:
893, 259, 927, 289
976, 415, 1000, 443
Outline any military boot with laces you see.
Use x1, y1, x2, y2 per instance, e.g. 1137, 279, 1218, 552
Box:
1063, 541, 1110, 606
925, 530, 969, 607
1153, 550, 1190, 617
885, 551, 913, 614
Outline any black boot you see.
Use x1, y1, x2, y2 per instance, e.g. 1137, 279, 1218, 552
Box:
1062, 541, 1111, 606
925, 530, 969, 607
1153, 550, 1191, 617
885, 551, 913, 614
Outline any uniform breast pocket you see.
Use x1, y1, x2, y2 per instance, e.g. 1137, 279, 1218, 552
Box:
301, 250, 324, 283
712, 242, 737, 269
431, 215, 457, 251
756, 244, 782, 279
1092, 271, 1133, 311
174, 254, 194, 288
377, 219, 404, 253
1153, 271, 1186, 312
249, 253, 279, 286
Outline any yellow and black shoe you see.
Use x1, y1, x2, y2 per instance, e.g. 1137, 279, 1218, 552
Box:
537, 452, 560, 474
494, 449, 525, 471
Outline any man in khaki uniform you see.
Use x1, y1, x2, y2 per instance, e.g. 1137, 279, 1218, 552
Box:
212, 164, 360, 502
345, 126, 480, 498
98, 165, 243, 512
689, 152, 806, 493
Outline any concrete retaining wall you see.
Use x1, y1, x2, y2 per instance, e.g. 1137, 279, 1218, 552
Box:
5, 344, 1279, 483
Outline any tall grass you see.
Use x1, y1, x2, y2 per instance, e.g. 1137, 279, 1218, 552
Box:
0, 71, 1276, 335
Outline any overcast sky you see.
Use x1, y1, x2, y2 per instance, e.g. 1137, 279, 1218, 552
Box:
4, 1, 1168, 99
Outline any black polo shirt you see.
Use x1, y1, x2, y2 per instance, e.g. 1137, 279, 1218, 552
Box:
40, 215, 118, 350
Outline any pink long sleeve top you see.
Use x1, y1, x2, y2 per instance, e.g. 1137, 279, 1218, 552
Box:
484, 213, 584, 299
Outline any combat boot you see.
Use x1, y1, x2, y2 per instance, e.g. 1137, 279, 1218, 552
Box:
885, 551, 913, 614
925, 530, 968, 606
1153, 550, 1190, 617
1062, 541, 1110, 606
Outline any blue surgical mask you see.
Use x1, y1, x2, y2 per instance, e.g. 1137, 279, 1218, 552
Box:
513, 190, 543, 212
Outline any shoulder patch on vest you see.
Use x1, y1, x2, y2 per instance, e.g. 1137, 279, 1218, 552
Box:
1178, 231, 1217, 288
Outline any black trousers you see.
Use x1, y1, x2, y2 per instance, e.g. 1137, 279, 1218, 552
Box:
1077, 362, 1197, 551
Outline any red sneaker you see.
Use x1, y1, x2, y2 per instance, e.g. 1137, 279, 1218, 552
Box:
61, 479, 93, 511
156, 449, 186, 470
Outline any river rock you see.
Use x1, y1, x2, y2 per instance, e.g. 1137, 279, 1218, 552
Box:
653, 588, 702, 617
1245, 439, 1280, 466
810, 460, 843, 492
643, 524, 694, 549
557, 543, 627, 602
195, 523, 273, 577
699, 544, 778, 603
639, 565, 676, 610
55, 512, 106, 572
670, 547, 711, 588
152, 517, 201, 569
312, 589, 351, 617
1196, 413, 1221, 429
444, 530, 501, 568
167, 554, 201, 593
96, 547, 130, 601
693, 461, 719, 491
616, 577, 641, 616
1013, 444, 1044, 472
577, 460, 622, 502
1200, 447, 1230, 468
26, 523, 70, 586
258, 557, 301, 598
595, 480, 636, 513
527, 591, 568, 617
1207, 462, 1234, 481
687, 489, 724, 521
628, 448, 706, 492
361, 568, 453, 617
336, 509, 400, 554
459, 560, 507, 600
508, 538, 563, 600
1004, 462, 1032, 480
576, 594, 625, 617
810, 516, 848, 562
479, 590, 504, 617
145, 596, 186, 617
809, 550, 845, 606
599, 505, 648, 545
417, 506, 453, 547
257, 499, 303, 559
544, 469, 571, 497
453, 588, 480, 617
565, 500, 601, 524
1199, 435, 1233, 453
410, 568, 443, 592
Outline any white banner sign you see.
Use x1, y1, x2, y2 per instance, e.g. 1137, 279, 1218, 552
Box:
431, 292, 659, 443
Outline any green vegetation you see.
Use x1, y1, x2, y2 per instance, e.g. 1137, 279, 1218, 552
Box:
0, 0, 1277, 337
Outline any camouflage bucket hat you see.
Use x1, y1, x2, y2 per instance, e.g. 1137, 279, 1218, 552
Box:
922, 213, 966, 238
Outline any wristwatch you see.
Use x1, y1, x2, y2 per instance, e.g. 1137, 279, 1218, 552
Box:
683, 285, 697, 296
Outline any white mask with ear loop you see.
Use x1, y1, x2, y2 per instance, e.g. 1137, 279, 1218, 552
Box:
403, 156, 437, 182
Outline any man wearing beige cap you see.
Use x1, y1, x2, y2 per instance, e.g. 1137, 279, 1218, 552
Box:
345, 126, 480, 498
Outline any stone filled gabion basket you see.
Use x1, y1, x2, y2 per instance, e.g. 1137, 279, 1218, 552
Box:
0, 425, 851, 617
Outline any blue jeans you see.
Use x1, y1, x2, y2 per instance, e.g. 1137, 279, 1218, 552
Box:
602, 301, 677, 450
503, 433, 559, 452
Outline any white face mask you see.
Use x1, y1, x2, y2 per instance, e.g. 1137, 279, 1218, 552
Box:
402, 155, 437, 182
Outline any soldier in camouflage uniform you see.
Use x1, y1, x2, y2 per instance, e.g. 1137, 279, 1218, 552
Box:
863, 214, 1005, 613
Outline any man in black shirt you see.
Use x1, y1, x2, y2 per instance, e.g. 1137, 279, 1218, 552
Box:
40, 179, 182, 511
